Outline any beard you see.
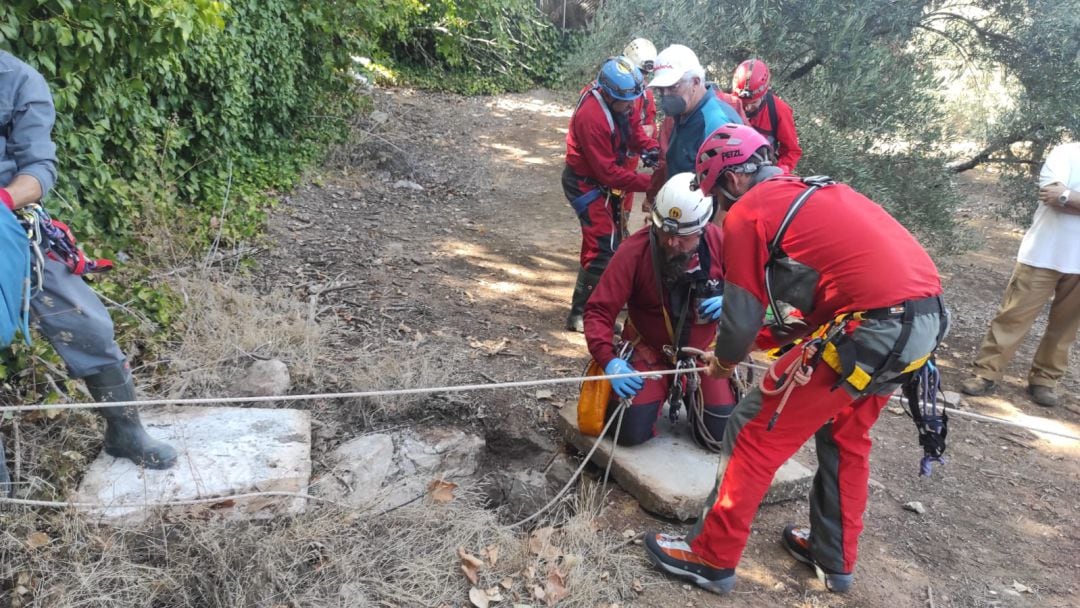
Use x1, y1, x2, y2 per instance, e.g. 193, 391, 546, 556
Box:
659, 251, 691, 290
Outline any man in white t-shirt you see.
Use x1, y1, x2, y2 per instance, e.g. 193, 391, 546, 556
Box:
961, 142, 1080, 407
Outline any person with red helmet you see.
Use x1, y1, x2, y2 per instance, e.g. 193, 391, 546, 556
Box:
563, 56, 660, 332
643, 124, 948, 595
584, 173, 737, 449
731, 59, 802, 174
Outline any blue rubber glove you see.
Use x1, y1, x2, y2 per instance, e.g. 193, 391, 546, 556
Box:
605, 358, 643, 399
698, 295, 724, 321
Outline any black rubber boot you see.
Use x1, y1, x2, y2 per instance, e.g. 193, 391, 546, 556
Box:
565, 268, 602, 332
0, 433, 12, 498
85, 366, 178, 470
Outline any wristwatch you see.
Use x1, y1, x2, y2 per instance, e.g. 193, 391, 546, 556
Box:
1059, 189, 1071, 207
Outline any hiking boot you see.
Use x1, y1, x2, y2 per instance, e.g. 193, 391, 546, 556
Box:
1027, 385, 1059, 408
643, 532, 736, 594
960, 376, 995, 396
782, 525, 854, 593
564, 312, 584, 332
85, 366, 178, 470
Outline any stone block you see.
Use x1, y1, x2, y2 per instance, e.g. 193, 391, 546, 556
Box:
75, 406, 311, 525
556, 404, 813, 521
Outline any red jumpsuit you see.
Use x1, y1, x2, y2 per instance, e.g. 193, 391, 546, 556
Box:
564, 87, 657, 272
622, 89, 657, 219
687, 176, 946, 576
584, 225, 737, 446
746, 91, 802, 174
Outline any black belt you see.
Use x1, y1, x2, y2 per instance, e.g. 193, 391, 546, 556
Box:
861, 295, 945, 320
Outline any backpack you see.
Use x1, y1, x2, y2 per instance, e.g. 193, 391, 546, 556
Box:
0, 209, 31, 347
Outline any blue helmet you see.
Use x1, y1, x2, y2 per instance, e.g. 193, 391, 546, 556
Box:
597, 56, 644, 101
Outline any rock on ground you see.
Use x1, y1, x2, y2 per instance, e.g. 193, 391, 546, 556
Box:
556, 404, 813, 521
312, 426, 486, 510
75, 406, 311, 525
229, 359, 291, 397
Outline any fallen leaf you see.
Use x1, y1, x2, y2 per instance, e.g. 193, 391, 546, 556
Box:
461, 564, 479, 585
523, 566, 537, 580
1011, 580, 1033, 594
459, 547, 483, 585
428, 479, 457, 503
631, 578, 644, 593
560, 554, 581, 570
535, 390, 554, 401
528, 527, 559, 559
484, 586, 503, 602
26, 532, 50, 549
481, 544, 500, 567
469, 586, 489, 608
544, 568, 569, 606
500, 577, 514, 590
621, 529, 637, 540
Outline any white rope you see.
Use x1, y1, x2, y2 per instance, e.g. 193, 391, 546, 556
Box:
509, 400, 628, 528
0, 491, 343, 510
0, 366, 717, 414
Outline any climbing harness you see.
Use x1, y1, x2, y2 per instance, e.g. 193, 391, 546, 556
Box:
763, 175, 835, 331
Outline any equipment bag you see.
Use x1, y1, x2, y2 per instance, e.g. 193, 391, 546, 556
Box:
577, 359, 612, 436
0, 209, 31, 347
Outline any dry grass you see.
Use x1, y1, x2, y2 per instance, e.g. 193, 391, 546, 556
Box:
0, 484, 650, 607
156, 274, 334, 399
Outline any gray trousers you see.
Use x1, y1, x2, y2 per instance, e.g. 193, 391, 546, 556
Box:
29, 258, 125, 378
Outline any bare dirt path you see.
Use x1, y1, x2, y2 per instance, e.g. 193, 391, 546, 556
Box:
264, 88, 1079, 607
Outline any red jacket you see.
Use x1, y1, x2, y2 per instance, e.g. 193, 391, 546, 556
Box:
565, 87, 658, 193
585, 224, 725, 367
747, 92, 802, 174
633, 89, 657, 136
714, 176, 942, 364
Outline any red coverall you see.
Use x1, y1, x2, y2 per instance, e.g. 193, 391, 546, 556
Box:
584, 225, 737, 446
687, 176, 945, 576
746, 91, 802, 174
564, 87, 658, 272
623, 89, 657, 219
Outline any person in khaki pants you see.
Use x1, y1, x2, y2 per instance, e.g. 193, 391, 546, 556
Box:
962, 142, 1080, 407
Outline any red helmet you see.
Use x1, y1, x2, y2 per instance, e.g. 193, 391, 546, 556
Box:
732, 59, 771, 102
694, 124, 771, 195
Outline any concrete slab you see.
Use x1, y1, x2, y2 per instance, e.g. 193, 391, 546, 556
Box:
556, 404, 813, 521
75, 406, 311, 525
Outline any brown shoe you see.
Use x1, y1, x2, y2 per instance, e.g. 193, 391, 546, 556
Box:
961, 376, 995, 396
1027, 385, 1059, 408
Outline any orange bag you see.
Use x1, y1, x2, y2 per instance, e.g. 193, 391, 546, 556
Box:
577, 359, 611, 436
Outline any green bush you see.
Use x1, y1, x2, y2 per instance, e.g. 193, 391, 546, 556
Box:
355, 0, 561, 93
0, 0, 359, 400
0, 0, 356, 256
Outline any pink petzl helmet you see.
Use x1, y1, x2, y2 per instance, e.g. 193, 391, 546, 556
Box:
694, 124, 771, 195
732, 58, 771, 102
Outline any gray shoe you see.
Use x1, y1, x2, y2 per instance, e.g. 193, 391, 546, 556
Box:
1027, 385, 1059, 408
961, 376, 995, 396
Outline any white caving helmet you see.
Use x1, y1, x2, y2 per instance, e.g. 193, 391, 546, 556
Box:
623, 38, 658, 74
651, 172, 713, 235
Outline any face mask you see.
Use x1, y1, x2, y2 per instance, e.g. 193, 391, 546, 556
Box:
660, 94, 687, 116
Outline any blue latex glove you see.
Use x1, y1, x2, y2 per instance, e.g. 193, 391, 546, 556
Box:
605, 358, 643, 399
698, 295, 724, 321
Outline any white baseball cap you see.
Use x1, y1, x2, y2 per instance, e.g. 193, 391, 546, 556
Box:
648, 44, 704, 88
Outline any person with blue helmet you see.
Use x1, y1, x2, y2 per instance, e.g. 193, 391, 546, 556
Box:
563, 56, 659, 332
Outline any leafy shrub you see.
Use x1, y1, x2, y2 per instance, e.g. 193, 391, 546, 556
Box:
355, 0, 561, 94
